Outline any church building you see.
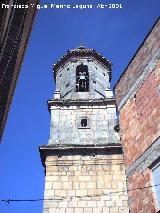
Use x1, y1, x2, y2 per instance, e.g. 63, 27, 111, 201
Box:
40, 46, 129, 213
39, 16, 160, 213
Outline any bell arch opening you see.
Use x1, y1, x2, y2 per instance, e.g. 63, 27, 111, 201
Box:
76, 64, 89, 92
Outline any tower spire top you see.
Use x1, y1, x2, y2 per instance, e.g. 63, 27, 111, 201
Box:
77, 44, 86, 49
80, 30, 85, 48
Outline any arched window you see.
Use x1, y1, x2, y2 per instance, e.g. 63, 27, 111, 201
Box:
76, 64, 89, 92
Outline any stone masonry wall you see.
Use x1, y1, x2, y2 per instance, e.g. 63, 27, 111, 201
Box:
55, 58, 110, 100
49, 103, 119, 145
43, 154, 129, 213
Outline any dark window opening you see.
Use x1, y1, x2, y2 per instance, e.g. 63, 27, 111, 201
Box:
76, 64, 89, 92
81, 119, 87, 127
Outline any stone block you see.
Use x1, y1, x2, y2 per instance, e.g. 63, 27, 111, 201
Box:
76, 189, 87, 196
87, 182, 96, 189
87, 200, 97, 207
68, 200, 78, 208
93, 207, 103, 213
44, 189, 55, 197
101, 195, 111, 201
78, 200, 87, 207
109, 207, 119, 213
44, 201, 58, 209
60, 176, 68, 181
45, 182, 53, 190
102, 207, 110, 213
67, 190, 76, 197
52, 182, 62, 190
78, 176, 91, 182
66, 208, 74, 213
96, 201, 104, 207
83, 207, 93, 213
74, 208, 83, 213
55, 190, 67, 197
96, 181, 104, 189
58, 201, 68, 208
49, 208, 56, 213
119, 207, 129, 213
46, 176, 58, 182
55, 208, 65, 213
63, 182, 72, 190
79, 182, 86, 189
105, 200, 116, 207
73, 182, 80, 189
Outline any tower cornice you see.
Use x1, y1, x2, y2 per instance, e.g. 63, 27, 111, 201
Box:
39, 143, 122, 168
47, 98, 116, 111
53, 46, 112, 78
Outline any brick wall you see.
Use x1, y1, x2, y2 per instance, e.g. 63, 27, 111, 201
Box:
120, 63, 160, 168
114, 18, 160, 212
114, 18, 160, 108
128, 169, 157, 213
43, 153, 129, 213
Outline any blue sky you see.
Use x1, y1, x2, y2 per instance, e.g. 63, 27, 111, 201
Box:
0, 0, 159, 212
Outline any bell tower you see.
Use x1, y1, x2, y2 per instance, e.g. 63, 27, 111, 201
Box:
40, 46, 129, 213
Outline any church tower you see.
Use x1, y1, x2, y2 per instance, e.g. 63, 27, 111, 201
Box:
40, 46, 129, 213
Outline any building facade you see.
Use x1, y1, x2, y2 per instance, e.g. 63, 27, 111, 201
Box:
40, 46, 129, 213
0, 0, 38, 142
114, 18, 160, 212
